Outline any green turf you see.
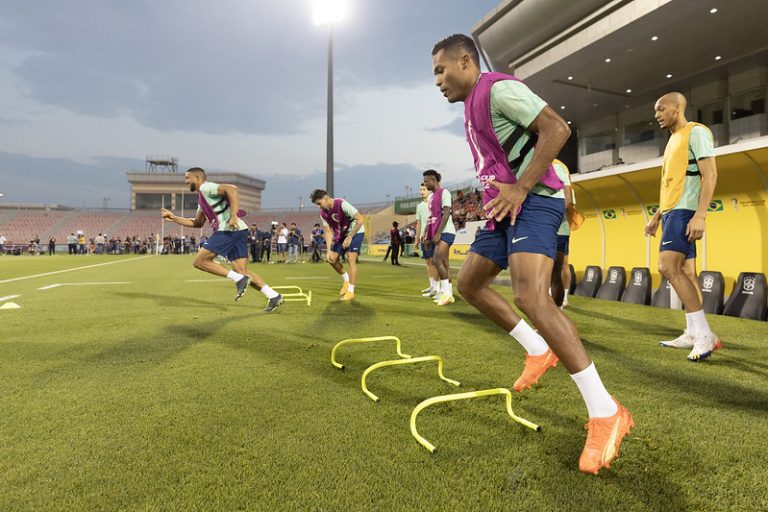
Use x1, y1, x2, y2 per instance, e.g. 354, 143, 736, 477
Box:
1, 254, 767, 511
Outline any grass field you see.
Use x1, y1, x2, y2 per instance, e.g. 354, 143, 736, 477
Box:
1, 254, 767, 511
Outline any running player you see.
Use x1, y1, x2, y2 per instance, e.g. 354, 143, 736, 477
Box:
551, 159, 575, 309
161, 167, 283, 312
645, 92, 721, 361
431, 34, 632, 474
415, 182, 440, 297
423, 170, 456, 306
310, 189, 365, 301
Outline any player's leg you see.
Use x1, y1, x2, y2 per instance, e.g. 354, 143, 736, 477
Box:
193, 233, 252, 300
551, 250, 566, 307
432, 240, 453, 304
341, 233, 363, 300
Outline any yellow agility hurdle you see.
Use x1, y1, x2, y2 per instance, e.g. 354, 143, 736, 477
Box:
410, 388, 541, 453
331, 336, 412, 370
360, 355, 461, 402
272, 286, 312, 306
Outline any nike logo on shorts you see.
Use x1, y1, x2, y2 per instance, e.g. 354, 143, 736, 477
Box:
512, 236, 528, 244
662, 241, 673, 245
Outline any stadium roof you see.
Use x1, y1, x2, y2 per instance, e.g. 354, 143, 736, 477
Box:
472, 0, 768, 125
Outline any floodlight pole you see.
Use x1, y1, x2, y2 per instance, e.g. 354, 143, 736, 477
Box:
325, 24, 334, 197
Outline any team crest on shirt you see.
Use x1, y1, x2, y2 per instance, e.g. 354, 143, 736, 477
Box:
331, 213, 340, 222
743, 275, 756, 294
702, 275, 715, 291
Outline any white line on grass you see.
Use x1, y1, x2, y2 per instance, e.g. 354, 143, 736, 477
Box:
0, 256, 153, 285
285, 276, 331, 280
38, 282, 131, 290
0, 294, 21, 301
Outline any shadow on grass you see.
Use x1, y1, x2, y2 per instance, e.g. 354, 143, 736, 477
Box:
567, 305, 681, 338
114, 291, 230, 311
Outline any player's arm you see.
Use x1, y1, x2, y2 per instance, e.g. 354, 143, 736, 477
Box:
644, 209, 662, 237
218, 184, 240, 228
161, 208, 206, 228
485, 106, 571, 222
687, 157, 717, 241
415, 218, 422, 245
343, 212, 365, 248
564, 185, 573, 211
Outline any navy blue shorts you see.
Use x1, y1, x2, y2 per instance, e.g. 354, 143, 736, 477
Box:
331, 232, 364, 257
470, 194, 563, 269
420, 242, 431, 259
203, 230, 249, 261
557, 235, 570, 255
660, 209, 696, 259
422, 233, 455, 258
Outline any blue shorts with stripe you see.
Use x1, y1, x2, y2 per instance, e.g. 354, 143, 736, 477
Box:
203, 230, 249, 261
331, 232, 364, 257
421, 233, 455, 259
470, 193, 564, 269
660, 209, 696, 259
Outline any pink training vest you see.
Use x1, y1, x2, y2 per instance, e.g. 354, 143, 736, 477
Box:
197, 191, 246, 232
319, 198, 352, 243
464, 72, 563, 230
426, 187, 446, 239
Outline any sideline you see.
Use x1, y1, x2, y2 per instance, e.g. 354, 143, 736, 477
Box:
0, 256, 153, 285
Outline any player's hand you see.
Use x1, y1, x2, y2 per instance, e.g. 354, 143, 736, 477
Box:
686, 214, 706, 242
228, 216, 239, 229
644, 217, 660, 237
161, 208, 175, 221
483, 181, 526, 224
326, 253, 334, 263
342, 236, 352, 249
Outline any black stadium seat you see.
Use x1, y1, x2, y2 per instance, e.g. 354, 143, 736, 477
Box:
596, 266, 626, 301
652, 277, 672, 308
722, 272, 768, 321
574, 266, 602, 298
622, 267, 652, 305
568, 264, 577, 294
698, 271, 725, 314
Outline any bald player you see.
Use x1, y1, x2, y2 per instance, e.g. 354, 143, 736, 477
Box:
645, 92, 722, 361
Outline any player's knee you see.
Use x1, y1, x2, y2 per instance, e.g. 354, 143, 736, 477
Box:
513, 288, 545, 313
456, 276, 475, 301
193, 258, 205, 270
658, 259, 679, 279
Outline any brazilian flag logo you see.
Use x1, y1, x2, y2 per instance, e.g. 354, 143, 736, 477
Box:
708, 199, 724, 212
603, 209, 617, 220
646, 204, 659, 216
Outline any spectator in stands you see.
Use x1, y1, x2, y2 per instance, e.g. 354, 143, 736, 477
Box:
277, 223, 288, 263
0, 233, 6, 255
646, 91, 721, 361
67, 233, 77, 254
389, 222, 402, 265
287, 223, 301, 263
48, 236, 56, 256
310, 223, 324, 263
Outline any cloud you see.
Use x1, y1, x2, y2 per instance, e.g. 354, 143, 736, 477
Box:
427, 117, 465, 137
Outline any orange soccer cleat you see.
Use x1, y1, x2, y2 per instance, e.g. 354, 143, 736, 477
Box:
340, 291, 355, 301
512, 349, 558, 392
339, 281, 350, 296
579, 398, 634, 475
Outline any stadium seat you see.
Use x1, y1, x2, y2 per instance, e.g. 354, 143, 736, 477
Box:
651, 277, 672, 308
574, 266, 602, 298
698, 271, 725, 314
722, 272, 768, 321
596, 266, 626, 301
621, 267, 651, 305
568, 264, 577, 294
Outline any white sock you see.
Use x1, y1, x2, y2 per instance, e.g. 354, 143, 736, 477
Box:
348, 284, 355, 293
561, 289, 569, 309
686, 310, 711, 337
440, 279, 451, 296
434, 281, 441, 294
570, 363, 618, 418
341, 272, 350, 282
226, 270, 245, 282
509, 320, 549, 356
260, 284, 279, 299
429, 278, 437, 290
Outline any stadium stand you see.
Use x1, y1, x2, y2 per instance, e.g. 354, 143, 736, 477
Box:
574, 266, 602, 298
699, 271, 725, 315
621, 267, 652, 305
722, 272, 768, 321
0, 211, 71, 243
596, 266, 627, 302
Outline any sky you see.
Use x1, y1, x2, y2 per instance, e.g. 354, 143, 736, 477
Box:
0, 0, 501, 208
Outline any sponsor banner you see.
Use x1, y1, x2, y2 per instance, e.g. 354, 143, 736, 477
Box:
450, 244, 470, 261
367, 244, 389, 256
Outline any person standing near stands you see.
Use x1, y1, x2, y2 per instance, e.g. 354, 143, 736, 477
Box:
550, 159, 575, 309
415, 182, 440, 297
48, 236, 56, 256
77, 233, 86, 255
287, 223, 301, 264
310, 189, 365, 301
431, 34, 632, 474
423, 169, 456, 306
389, 221, 402, 266
310, 223, 324, 263
276, 223, 288, 263
66, 233, 77, 255
645, 92, 721, 361
0, 233, 5, 255
161, 167, 283, 312
249, 224, 261, 263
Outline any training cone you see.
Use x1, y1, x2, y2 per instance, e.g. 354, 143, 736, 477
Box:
0, 302, 21, 310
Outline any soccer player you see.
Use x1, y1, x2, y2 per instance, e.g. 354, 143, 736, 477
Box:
423, 170, 456, 306
551, 159, 575, 309
161, 167, 284, 312
645, 92, 721, 361
431, 34, 632, 474
310, 189, 365, 301
415, 182, 440, 297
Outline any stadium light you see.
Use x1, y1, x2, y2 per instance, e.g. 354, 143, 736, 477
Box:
313, 0, 348, 197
